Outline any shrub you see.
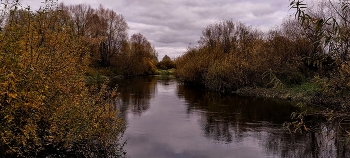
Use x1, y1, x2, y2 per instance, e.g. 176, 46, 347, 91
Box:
0, 3, 125, 157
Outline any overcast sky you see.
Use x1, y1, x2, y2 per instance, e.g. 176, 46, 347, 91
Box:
20, 0, 298, 59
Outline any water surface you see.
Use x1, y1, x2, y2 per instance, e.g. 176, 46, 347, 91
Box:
113, 76, 350, 158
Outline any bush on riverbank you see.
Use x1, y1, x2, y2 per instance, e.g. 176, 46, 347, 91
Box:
176, 0, 350, 111
0, 2, 125, 157
176, 20, 309, 92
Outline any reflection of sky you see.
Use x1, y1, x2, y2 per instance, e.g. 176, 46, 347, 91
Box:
124, 80, 267, 158
120, 77, 349, 158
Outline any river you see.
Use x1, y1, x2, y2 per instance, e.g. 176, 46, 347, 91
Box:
111, 76, 350, 158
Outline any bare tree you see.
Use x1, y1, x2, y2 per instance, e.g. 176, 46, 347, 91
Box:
96, 6, 128, 67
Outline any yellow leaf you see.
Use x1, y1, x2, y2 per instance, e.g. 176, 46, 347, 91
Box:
8, 93, 17, 99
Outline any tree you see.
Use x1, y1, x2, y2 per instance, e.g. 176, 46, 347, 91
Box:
69, 3, 94, 36
68, 4, 128, 67
157, 55, 176, 70
199, 21, 235, 53
97, 6, 128, 67
130, 33, 154, 58
117, 33, 158, 76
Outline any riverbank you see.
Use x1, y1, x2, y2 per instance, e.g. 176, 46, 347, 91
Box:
235, 87, 314, 104
234, 83, 349, 111
97, 67, 348, 112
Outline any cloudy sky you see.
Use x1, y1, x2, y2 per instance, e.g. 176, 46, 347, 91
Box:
20, 0, 298, 59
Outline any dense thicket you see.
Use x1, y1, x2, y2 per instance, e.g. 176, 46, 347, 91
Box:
176, 0, 350, 108
176, 20, 311, 92
0, 1, 131, 157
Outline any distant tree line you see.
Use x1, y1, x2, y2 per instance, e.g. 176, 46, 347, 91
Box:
157, 55, 176, 70
63, 3, 160, 76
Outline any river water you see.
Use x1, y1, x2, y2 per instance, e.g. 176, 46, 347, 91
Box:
112, 76, 350, 158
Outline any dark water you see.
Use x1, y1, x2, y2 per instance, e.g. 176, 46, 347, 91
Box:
113, 76, 350, 158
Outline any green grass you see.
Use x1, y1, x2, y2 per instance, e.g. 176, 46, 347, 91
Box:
156, 68, 176, 75
236, 80, 321, 104
288, 82, 320, 96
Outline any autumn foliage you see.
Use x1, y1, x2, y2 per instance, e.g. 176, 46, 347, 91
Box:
113, 33, 158, 76
0, 2, 126, 157
58, 3, 157, 76
176, 0, 350, 110
176, 20, 309, 92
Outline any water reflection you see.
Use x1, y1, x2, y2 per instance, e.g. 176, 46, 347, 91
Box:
115, 76, 350, 158
177, 83, 350, 158
111, 76, 157, 119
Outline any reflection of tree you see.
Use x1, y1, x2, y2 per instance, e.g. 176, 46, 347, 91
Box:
200, 115, 232, 142
111, 76, 157, 119
261, 118, 350, 157
177, 84, 350, 157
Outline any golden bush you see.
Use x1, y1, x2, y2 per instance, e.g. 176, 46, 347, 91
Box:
0, 5, 125, 157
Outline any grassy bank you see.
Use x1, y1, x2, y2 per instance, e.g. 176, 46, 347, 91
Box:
156, 68, 176, 75
235, 82, 320, 105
